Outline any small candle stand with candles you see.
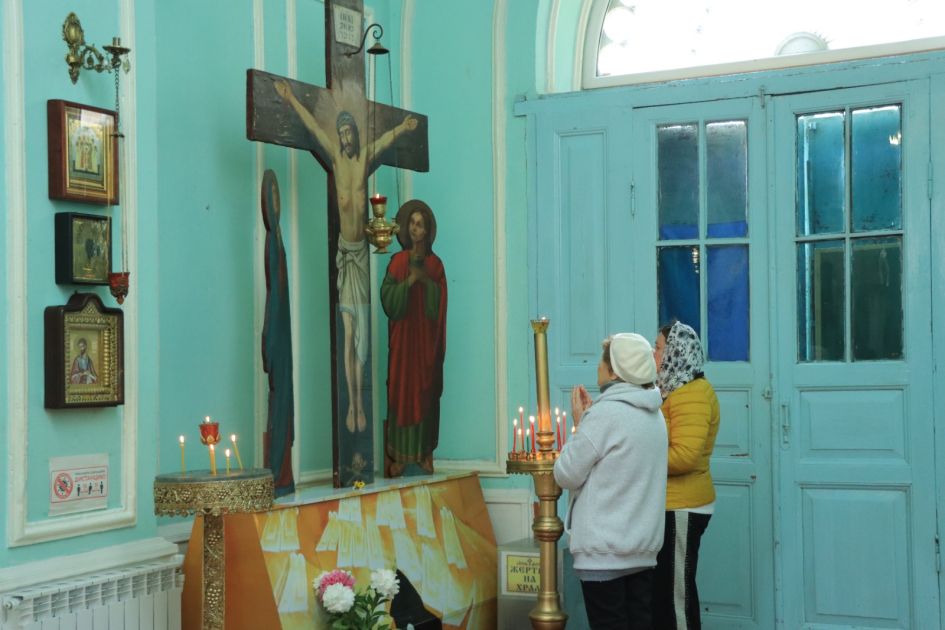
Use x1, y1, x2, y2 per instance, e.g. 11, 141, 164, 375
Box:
506, 318, 567, 630
154, 415, 273, 630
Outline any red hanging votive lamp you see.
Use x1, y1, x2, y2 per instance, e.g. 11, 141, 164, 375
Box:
108, 271, 130, 304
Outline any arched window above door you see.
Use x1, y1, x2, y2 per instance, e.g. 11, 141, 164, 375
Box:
583, 0, 945, 88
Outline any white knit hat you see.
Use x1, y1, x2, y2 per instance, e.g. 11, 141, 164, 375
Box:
610, 333, 656, 385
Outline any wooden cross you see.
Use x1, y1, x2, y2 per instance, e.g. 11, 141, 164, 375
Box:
246, 0, 429, 488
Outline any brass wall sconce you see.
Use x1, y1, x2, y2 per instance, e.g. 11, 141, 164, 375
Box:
63, 12, 131, 84
345, 23, 388, 57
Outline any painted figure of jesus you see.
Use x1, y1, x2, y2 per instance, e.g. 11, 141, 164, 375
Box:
273, 79, 419, 434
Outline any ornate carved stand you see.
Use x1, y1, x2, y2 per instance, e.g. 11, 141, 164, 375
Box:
154, 469, 274, 630
506, 319, 567, 629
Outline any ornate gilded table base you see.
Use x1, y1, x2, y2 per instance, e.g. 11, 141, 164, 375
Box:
154, 469, 274, 630
507, 456, 567, 630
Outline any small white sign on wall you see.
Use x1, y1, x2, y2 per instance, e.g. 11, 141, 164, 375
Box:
49, 453, 109, 516
332, 5, 362, 48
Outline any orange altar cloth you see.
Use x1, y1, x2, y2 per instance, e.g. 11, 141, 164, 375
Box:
180, 472, 497, 629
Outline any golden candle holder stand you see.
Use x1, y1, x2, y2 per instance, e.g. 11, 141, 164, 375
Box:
154, 468, 274, 630
505, 318, 568, 630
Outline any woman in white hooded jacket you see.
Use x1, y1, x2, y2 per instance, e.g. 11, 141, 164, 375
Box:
554, 333, 669, 630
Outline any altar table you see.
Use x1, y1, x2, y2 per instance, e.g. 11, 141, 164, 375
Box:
179, 472, 497, 629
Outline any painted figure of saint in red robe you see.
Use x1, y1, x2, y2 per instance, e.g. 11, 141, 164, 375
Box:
381, 200, 447, 477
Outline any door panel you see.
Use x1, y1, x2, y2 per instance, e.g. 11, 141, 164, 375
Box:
534, 107, 634, 408
632, 98, 774, 629
930, 72, 945, 630
772, 81, 937, 629
530, 77, 939, 630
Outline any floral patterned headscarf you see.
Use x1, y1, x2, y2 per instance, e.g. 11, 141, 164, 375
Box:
656, 322, 705, 398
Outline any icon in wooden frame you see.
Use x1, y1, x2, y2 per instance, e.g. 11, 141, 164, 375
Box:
47, 99, 119, 205
45, 293, 124, 408
55, 212, 111, 285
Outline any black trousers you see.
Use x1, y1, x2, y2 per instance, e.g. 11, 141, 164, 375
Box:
652, 511, 712, 630
581, 569, 655, 630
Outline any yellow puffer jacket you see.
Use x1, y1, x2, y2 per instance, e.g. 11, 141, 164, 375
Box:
661, 378, 720, 510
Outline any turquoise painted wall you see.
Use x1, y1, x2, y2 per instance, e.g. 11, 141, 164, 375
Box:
1, 0, 162, 565
1, 0, 547, 570
407, 4, 499, 462
293, 0, 333, 474
153, 0, 259, 485
0, 0, 8, 559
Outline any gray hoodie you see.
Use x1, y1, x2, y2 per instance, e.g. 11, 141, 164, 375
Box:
554, 381, 668, 572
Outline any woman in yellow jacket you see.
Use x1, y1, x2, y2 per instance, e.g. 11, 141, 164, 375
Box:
651, 321, 720, 630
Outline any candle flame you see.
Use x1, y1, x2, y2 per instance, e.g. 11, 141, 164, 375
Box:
179, 435, 185, 444
518, 406, 524, 413
230, 434, 237, 442
210, 444, 215, 452
555, 407, 560, 415
225, 449, 231, 457
513, 418, 517, 427
204, 415, 210, 423
529, 416, 535, 424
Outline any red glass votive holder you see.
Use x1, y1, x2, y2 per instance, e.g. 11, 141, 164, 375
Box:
199, 421, 220, 446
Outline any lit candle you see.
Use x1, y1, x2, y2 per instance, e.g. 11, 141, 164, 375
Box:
529, 416, 536, 453
525, 428, 531, 455
230, 434, 244, 470
518, 406, 524, 437
179, 435, 186, 473
225, 449, 231, 474
517, 428, 523, 454
563, 412, 568, 444
555, 407, 562, 449
209, 443, 217, 475
512, 418, 518, 453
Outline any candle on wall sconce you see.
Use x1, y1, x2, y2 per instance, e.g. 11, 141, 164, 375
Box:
179, 435, 185, 473
230, 434, 244, 470
225, 449, 231, 474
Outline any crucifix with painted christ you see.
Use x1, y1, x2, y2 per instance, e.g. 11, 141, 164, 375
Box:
246, 0, 429, 488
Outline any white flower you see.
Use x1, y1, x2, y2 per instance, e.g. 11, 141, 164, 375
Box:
321, 583, 355, 614
313, 571, 328, 591
370, 569, 400, 599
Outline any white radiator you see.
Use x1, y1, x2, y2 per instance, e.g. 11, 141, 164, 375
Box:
0, 556, 183, 630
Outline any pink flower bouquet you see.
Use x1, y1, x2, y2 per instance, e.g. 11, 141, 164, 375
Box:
313, 568, 400, 629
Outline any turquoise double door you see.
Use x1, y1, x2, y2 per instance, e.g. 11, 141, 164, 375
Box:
535, 78, 940, 628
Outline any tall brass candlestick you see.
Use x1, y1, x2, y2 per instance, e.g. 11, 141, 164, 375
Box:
532, 318, 555, 452
506, 317, 567, 630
